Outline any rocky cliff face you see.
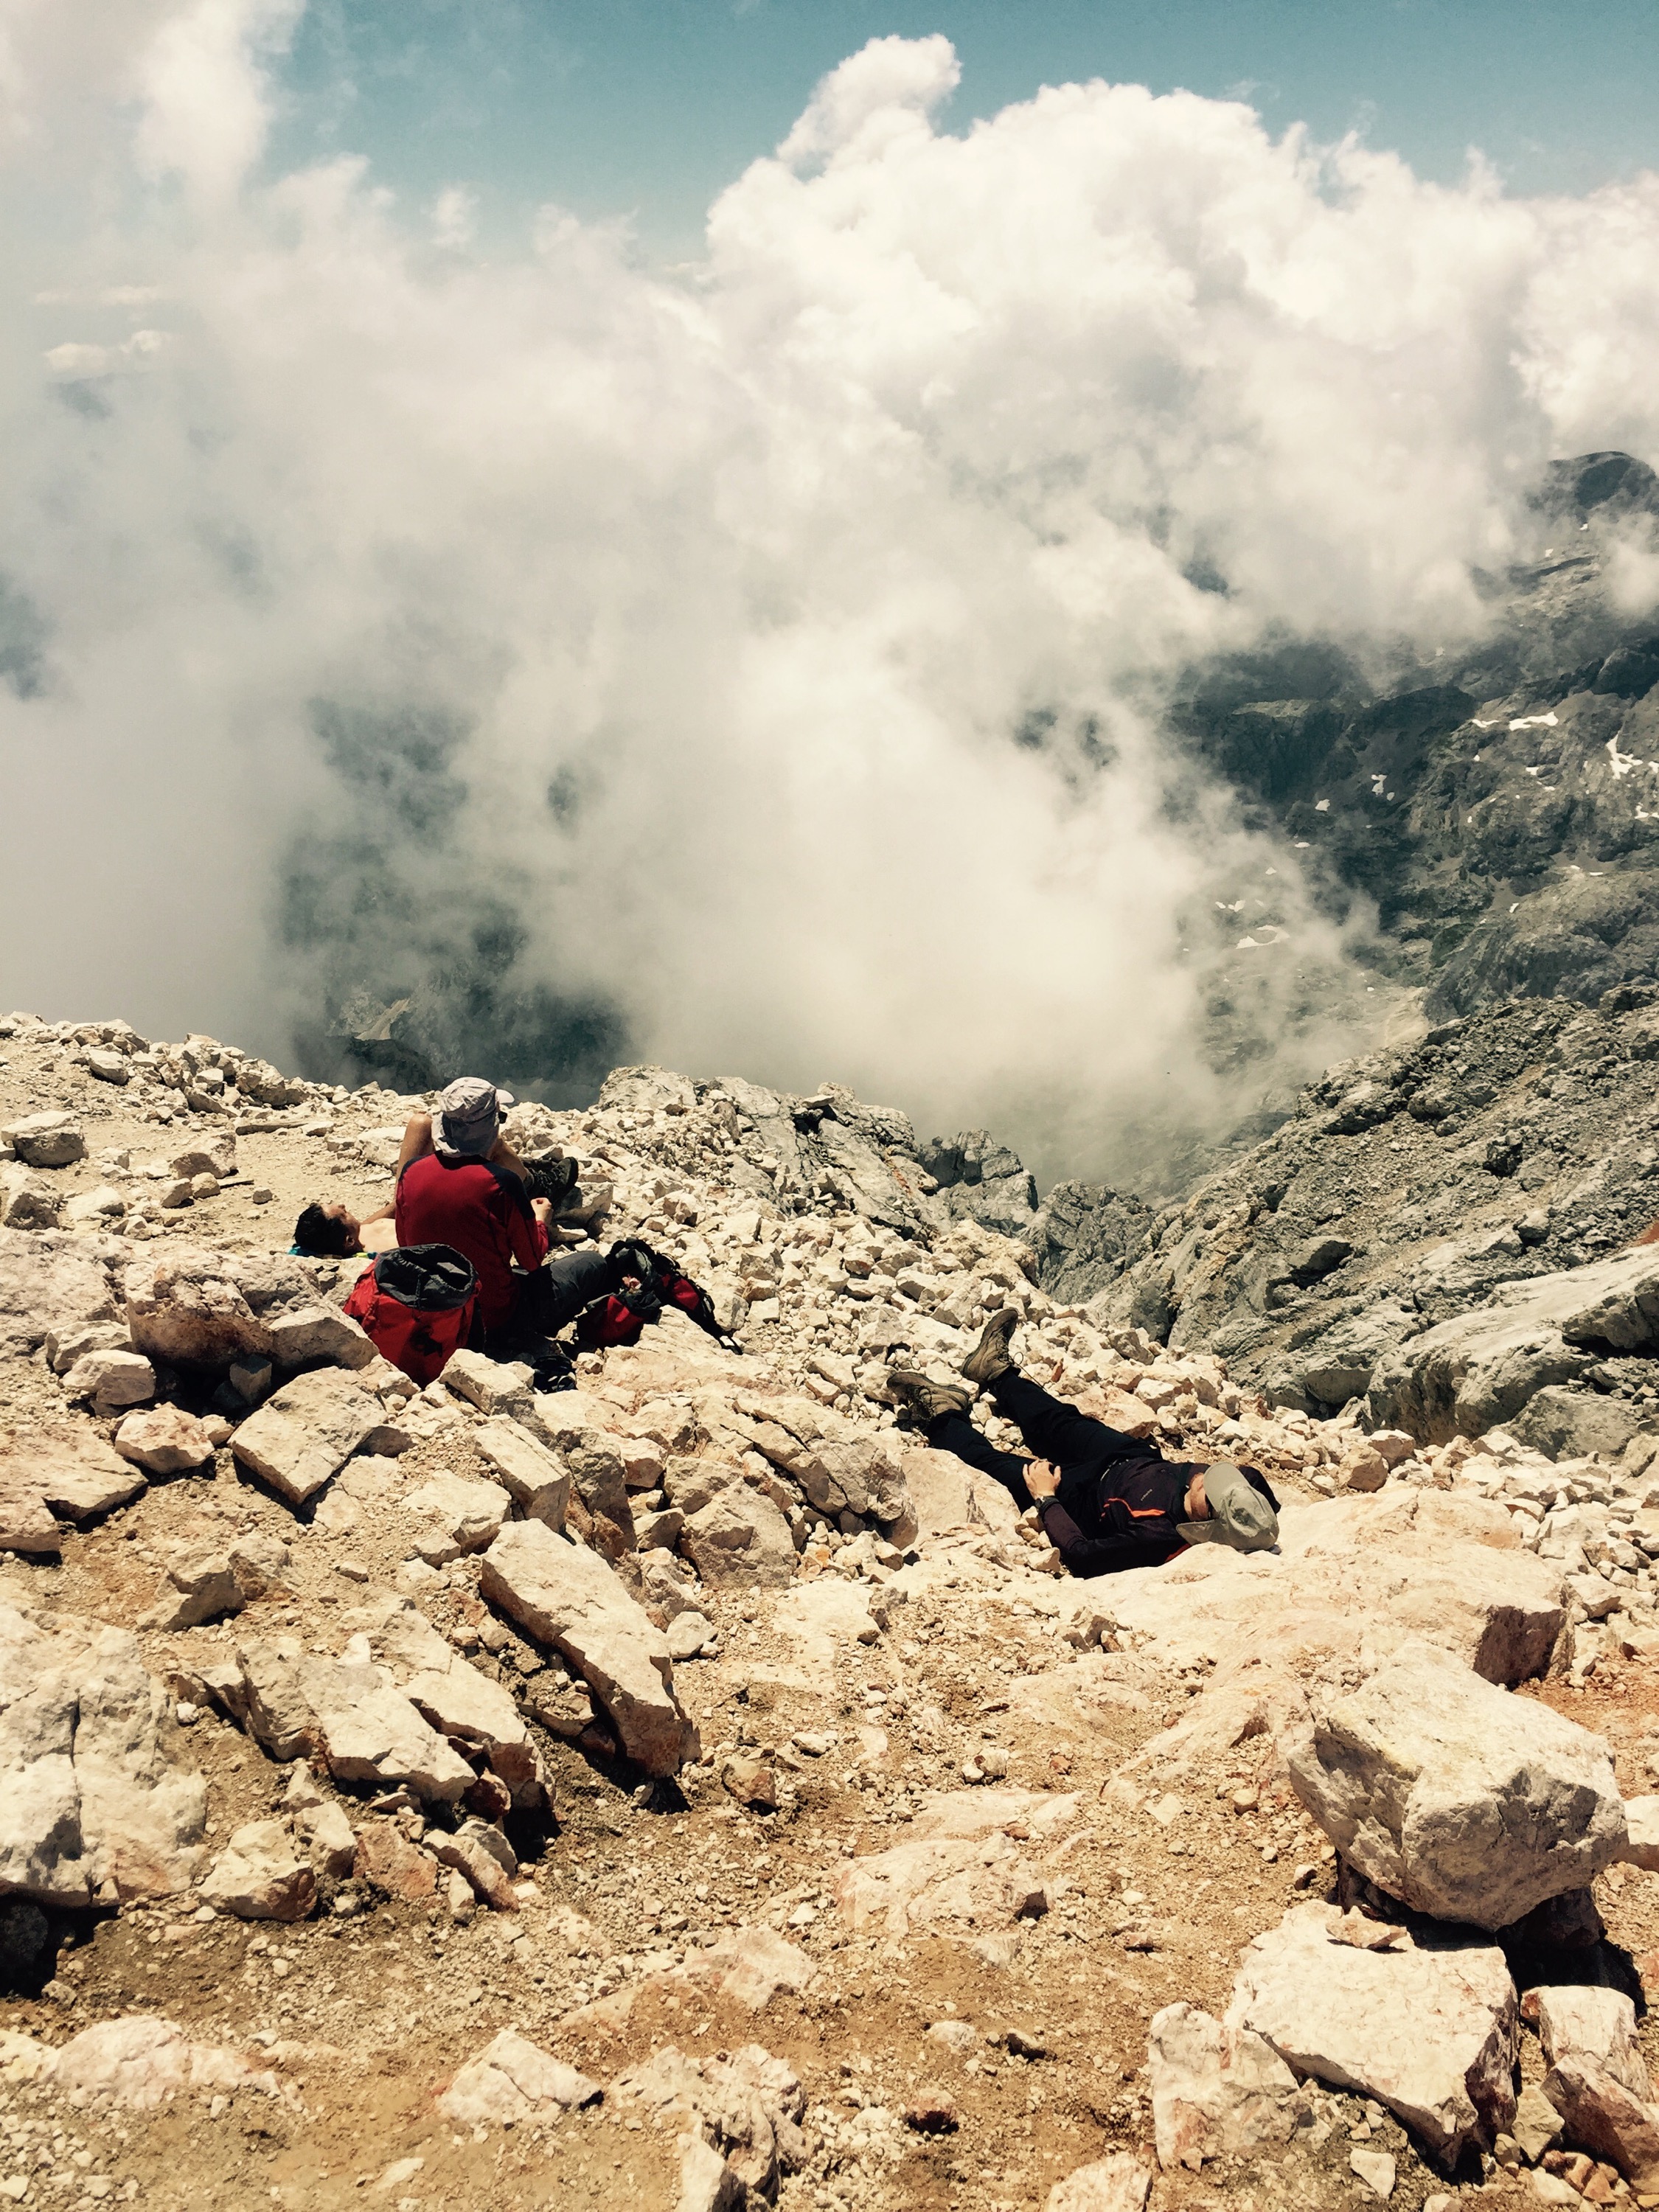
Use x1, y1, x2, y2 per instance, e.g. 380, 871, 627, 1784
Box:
1178, 451, 1659, 1026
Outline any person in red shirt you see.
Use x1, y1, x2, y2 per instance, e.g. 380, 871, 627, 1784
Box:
392, 1077, 611, 1352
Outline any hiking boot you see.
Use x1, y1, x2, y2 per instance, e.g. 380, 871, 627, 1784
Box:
522, 1155, 580, 1206
961, 1307, 1020, 1387
885, 1369, 972, 1423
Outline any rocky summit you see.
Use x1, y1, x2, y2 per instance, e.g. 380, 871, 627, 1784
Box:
7, 1009, 1659, 2212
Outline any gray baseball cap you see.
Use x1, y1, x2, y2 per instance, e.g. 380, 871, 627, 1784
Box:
435, 1077, 514, 1158
1176, 1460, 1279, 1553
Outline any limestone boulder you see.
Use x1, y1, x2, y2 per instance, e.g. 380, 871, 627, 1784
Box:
1285, 1644, 1625, 1927
1542, 2058, 1659, 2191
479, 1521, 698, 1775
832, 1789, 1077, 1939
442, 1350, 536, 1418
436, 2028, 601, 2126
1226, 1905, 1517, 2165
0, 1475, 64, 1556
612, 2041, 806, 2201
1147, 2002, 1307, 2171
1530, 1983, 1652, 2099
471, 1416, 571, 1528
282, 1766, 355, 1877
1617, 1793, 1659, 1871
3, 1424, 147, 1526
124, 1244, 320, 1372
0, 1228, 121, 1359
141, 1532, 285, 1631
1044, 2157, 1152, 2212
3, 1113, 86, 1168
212, 1640, 475, 1804
113, 1405, 217, 1476
1365, 1245, 1659, 1441
343, 1596, 546, 1809
44, 2016, 284, 2110
681, 1483, 796, 1590
200, 1819, 316, 1921
263, 1306, 378, 1371
0, 1167, 62, 1231
402, 1469, 509, 1561
62, 1348, 155, 1411
528, 1394, 631, 1524
0, 1601, 206, 1906
231, 1368, 381, 1505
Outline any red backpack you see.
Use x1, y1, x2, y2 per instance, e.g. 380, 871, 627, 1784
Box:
343, 1244, 478, 1385
574, 1240, 738, 1352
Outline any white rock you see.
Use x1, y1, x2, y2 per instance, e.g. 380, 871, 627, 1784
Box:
436, 2028, 601, 2125
1617, 1793, 1659, 1871
1147, 2002, 1304, 2171
45, 2016, 283, 2110
0, 1164, 63, 1230
677, 2137, 745, 2212
142, 1545, 246, 1631
442, 1349, 535, 1416
402, 1468, 509, 1559
200, 1818, 316, 1921
62, 1348, 155, 1409
169, 1135, 237, 1181
1285, 1644, 1624, 1927
282, 1767, 356, 1877
681, 1483, 796, 1590
479, 1521, 698, 1775
1530, 1983, 1651, 2098
470, 1416, 571, 1528
529, 1392, 632, 1523
4, 1423, 146, 1523
1225, 1903, 1517, 2165
264, 1306, 378, 1370
0, 1228, 119, 1359
231, 1368, 382, 1504
2, 1113, 86, 1168
113, 1405, 216, 1475
0, 1601, 206, 1905
124, 1242, 319, 1372
1350, 2148, 1397, 2199
1044, 2155, 1152, 2212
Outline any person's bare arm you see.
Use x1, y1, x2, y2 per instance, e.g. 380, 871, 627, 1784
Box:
488, 1134, 531, 1180
394, 1113, 435, 1180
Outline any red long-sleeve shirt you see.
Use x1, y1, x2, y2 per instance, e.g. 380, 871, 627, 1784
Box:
393, 1155, 547, 1332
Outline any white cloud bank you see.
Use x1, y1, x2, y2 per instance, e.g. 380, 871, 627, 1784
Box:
4, 10, 1659, 1175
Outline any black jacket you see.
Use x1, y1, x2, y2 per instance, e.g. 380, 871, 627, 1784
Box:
1037, 1437, 1278, 1579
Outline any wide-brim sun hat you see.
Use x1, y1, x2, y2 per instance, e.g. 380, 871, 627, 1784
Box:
435, 1076, 515, 1158
1175, 1459, 1279, 1552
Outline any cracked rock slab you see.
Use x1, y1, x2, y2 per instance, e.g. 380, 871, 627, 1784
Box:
231, 1368, 383, 1505
0, 1601, 206, 1906
479, 1521, 697, 1776
1225, 1903, 1517, 2166
436, 2028, 601, 2125
1285, 1643, 1624, 1927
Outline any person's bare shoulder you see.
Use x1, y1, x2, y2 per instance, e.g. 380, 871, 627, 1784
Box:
361, 1217, 399, 1253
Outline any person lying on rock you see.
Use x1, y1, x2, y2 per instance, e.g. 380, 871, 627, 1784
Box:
392, 1077, 602, 1359
291, 1199, 398, 1259
886, 1311, 1280, 1577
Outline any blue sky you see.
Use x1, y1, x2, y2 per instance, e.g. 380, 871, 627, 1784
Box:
274, 0, 1659, 255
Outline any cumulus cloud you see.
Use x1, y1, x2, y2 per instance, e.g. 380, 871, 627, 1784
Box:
4, 21, 1659, 1180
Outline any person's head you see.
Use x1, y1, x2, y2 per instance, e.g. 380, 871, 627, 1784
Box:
1178, 1460, 1279, 1554
293, 1201, 361, 1258
435, 1076, 515, 1159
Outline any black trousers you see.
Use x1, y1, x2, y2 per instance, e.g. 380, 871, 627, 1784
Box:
484, 1246, 616, 1355
925, 1371, 1135, 1514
